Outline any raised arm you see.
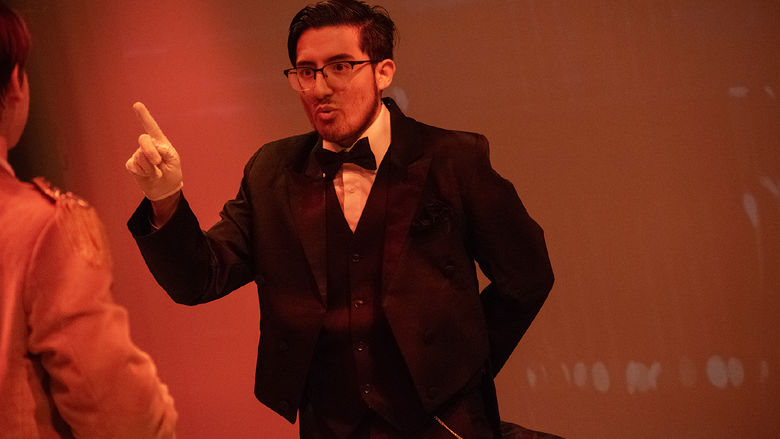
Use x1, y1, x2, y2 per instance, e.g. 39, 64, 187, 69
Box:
125, 102, 183, 226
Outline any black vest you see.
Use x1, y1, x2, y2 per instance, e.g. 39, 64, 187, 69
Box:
304, 158, 427, 438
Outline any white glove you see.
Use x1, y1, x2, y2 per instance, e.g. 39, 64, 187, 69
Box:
125, 102, 183, 201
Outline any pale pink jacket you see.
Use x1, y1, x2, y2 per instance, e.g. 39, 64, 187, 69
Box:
0, 166, 177, 439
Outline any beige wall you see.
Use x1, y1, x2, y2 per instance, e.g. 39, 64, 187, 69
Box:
8, 1, 779, 437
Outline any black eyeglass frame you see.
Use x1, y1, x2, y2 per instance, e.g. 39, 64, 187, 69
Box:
283, 60, 375, 90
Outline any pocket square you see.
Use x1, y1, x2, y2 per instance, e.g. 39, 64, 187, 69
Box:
411, 199, 453, 233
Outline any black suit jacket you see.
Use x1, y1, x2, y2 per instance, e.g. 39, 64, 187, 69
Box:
129, 98, 554, 424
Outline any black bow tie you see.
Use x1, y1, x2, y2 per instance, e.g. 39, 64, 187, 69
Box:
315, 137, 377, 179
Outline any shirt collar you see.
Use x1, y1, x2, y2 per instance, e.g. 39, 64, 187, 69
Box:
322, 101, 391, 167
0, 156, 15, 178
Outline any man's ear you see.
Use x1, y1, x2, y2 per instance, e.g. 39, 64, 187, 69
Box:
5, 65, 25, 101
374, 59, 396, 92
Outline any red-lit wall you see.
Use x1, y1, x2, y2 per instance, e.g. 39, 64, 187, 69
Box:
8, 1, 779, 438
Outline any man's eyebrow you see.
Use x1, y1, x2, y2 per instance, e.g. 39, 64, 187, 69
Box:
296, 53, 357, 67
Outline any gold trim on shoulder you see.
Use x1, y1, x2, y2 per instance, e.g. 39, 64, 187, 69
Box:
32, 177, 112, 268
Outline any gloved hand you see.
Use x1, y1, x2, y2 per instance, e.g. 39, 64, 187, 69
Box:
125, 102, 183, 201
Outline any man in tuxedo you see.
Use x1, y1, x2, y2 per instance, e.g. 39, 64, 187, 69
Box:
125, 1, 553, 438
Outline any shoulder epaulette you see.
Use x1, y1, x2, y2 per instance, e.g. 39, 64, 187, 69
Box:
32, 177, 89, 207
32, 177, 111, 268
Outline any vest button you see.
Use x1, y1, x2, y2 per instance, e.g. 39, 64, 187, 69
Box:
444, 264, 456, 278
423, 330, 435, 345
278, 399, 291, 413
351, 253, 361, 263
354, 341, 368, 351
352, 298, 366, 308
361, 384, 372, 394
426, 386, 440, 400
276, 340, 289, 353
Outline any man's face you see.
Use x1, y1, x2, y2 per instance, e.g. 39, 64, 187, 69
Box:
295, 25, 391, 147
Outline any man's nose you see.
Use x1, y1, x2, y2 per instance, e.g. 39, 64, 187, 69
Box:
311, 71, 333, 97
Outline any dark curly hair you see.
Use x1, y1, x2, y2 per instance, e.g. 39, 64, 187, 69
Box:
287, 0, 396, 66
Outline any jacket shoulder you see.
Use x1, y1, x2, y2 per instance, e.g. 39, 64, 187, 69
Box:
408, 119, 490, 165
260, 131, 319, 158
32, 177, 89, 207
30, 178, 111, 268
244, 131, 319, 173
419, 120, 486, 144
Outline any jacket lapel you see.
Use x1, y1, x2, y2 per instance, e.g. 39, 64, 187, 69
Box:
284, 99, 432, 304
286, 139, 329, 306
381, 98, 433, 292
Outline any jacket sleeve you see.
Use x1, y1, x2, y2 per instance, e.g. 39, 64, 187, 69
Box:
24, 202, 177, 439
460, 134, 554, 376
127, 150, 262, 306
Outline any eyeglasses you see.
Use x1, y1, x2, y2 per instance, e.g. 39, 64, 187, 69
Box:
283, 60, 374, 92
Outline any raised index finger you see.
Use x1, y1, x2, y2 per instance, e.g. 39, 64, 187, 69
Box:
133, 102, 168, 142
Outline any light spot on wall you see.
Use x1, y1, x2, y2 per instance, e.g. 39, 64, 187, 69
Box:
529, 358, 770, 393
743, 193, 759, 228
765, 86, 776, 99
592, 361, 610, 393
727, 358, 744, 387
678, 356, 698, 388
626, 361, 661, 394
759, 360, 770, 383
573, 362, 588, 388
759, 176, 779, 198
650, 363, 661, 388
728, 86, 749, 98
527, 367, 538, 389
560, 363, 571, 385
540, 364, 550, 384
707, 355, 729, 389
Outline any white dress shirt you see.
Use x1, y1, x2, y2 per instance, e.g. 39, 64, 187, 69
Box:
322, 103, 391, 232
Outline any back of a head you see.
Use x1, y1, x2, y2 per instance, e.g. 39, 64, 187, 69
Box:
287, 0, 396, 65
0, 3, 29, 106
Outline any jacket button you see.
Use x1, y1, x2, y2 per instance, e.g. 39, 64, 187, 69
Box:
426, 386, 440, 400
277, 340, 289, 353
351, 253, 361, 263
423, 330, 435, 345
354, 341, 368, 352
352, 298, 366, 309
278, 399, 291, 413
361, 384, 372, 394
